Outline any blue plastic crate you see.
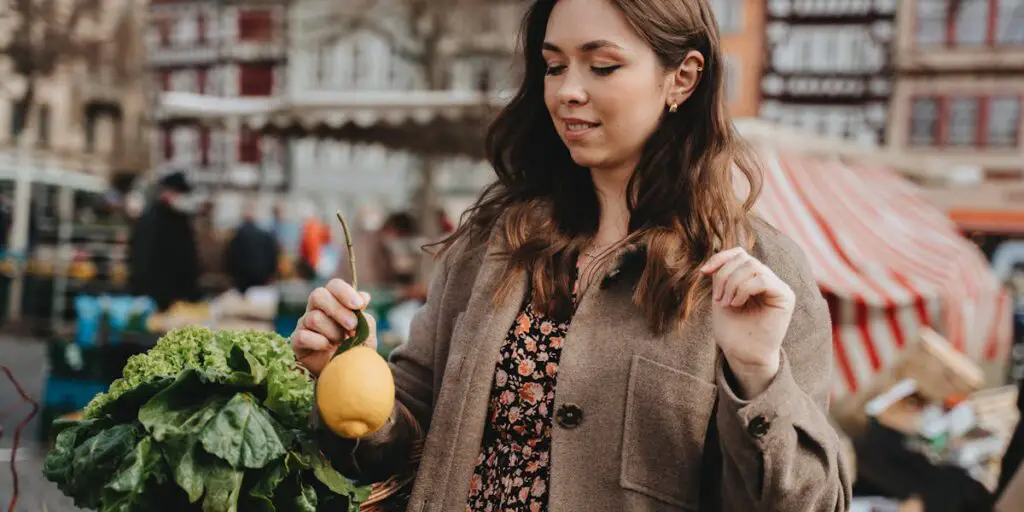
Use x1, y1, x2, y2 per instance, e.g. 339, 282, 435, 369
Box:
42, 377, 109, 411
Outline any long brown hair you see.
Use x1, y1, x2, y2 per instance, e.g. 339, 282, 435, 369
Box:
434, 0, 763, 334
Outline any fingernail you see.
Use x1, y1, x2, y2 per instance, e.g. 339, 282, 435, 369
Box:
344, 317, 357, 329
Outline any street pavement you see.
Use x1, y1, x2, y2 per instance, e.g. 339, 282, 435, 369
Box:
0, 335, 81, 511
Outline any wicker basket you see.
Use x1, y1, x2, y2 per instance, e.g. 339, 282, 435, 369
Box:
357, 415, 425, 511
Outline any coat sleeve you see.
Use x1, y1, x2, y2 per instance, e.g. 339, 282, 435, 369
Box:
713, 235, 853, 511
315, 242, 458, 484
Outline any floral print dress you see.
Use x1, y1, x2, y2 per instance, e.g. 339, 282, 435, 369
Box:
466, 298, 573, 511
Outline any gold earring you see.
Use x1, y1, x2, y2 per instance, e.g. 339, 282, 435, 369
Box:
669, 103, 678, 113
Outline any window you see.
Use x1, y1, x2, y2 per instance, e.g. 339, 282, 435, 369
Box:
910, 97, 940, 146
709, 0, 743, 34
171, 69, 197, 93
197, 67, 208, 94
997, 0, 1024, 44
987, 97, 1021, 147
947, 98, 980, 146
238, 9, 273, 41
9, 103, 26, 138
84, 109, 97, 153
954, 0, 989, 46
163, 130, 173, 161
917, 0, 1024, 47
239, 128, 260, 164
909, 95, 1022, 148
199, 126, 211, 166
239, 64, 274, 96
197, 12, 206, 44
915, 0, 948, 45
36, 105, 50, 149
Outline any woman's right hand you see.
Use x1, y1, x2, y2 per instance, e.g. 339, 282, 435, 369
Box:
292, 279, 376, 376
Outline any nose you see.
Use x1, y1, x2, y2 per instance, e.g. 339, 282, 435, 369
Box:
555, 67, 587, 106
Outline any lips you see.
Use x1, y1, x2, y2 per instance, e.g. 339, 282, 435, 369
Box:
562, 118, 601, 140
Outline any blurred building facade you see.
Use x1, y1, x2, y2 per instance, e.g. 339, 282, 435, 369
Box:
0, 0, 151, 181
280, 0, 523, 223
714, 0, 765, 118
758, 0, 897, 144
147, 0, 288, 192
891, 0, 1024, 236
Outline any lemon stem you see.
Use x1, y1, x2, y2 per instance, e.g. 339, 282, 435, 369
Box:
336, 211, 357, 292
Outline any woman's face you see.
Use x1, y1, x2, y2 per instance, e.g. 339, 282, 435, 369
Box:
542, 0, 674, 172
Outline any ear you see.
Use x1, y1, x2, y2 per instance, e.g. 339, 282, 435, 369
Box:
665, 50, 705, 109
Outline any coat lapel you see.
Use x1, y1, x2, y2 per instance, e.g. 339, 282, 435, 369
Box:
414, 235, 528, 511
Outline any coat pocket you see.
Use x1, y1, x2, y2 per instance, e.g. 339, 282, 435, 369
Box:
620, 355, 717, 510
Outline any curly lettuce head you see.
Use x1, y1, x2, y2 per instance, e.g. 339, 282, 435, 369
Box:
83, 327, 313, 429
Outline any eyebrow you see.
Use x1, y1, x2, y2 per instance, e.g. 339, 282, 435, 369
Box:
542, 40, 625, 53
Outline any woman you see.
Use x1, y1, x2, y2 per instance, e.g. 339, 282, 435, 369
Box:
292, 0, 851, 510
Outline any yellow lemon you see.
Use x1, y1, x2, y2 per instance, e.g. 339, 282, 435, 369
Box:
316, 345, 395, 439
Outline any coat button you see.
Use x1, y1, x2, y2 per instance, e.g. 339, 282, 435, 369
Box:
747, 415, 770, 438
556, 403, 583, 429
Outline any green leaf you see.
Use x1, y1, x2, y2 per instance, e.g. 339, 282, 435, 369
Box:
106, 437, 166, 493
139, 371, 230, 442
87, 377, 175, 422
200, 393, 287, 469
311, 452, 372, 502
295, 483, 317, 512
69, 424, 142, 509
164, 436, 206, 503
335, 310, 369, 354
245, 458, 288, 512
200, 461, 245, 512
226, 343, 269, 386
101, 437, 169, 511
263, 365, 314, 430
43, 418, 112, 491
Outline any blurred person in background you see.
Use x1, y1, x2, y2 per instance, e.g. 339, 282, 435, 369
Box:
224, 203, 280, 294
128, 170, 201, 311
268, 203, 301, 257
292, 0, 849, 510
193, 199, 228, 289
297, 205, 332, 281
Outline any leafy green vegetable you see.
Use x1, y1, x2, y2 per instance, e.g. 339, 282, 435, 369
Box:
199, 393, 286, 469
45, 327, 372, 512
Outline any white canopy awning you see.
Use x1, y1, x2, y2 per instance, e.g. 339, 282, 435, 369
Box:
0, 152, 107, 192
157, 90, 509, 129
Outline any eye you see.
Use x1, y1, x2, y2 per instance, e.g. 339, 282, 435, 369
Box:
591, 65, 621, 76
545, 64, 567, 76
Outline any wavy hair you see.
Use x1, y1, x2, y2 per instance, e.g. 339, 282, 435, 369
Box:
433, 0, 763, 334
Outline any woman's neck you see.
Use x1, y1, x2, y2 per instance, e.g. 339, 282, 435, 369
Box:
590, 164, 633, 249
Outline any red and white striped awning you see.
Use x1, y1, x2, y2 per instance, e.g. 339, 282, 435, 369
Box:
753, 147, 1013, 397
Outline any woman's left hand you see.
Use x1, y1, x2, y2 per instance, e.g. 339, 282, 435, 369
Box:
700, 247, 796, 397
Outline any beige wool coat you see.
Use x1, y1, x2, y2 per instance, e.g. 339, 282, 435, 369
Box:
318, 217, 853, 511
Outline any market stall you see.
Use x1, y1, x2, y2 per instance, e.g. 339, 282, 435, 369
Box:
744, 141, 1012, 398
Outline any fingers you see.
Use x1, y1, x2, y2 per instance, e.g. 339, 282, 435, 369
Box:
728, 270, 767, 307
291, 327, 331, 353
720, 258, 761, 305
700, 247, 746, 274
307, 286, 359, 330
326, 279, 367, 310
301, 309, 345, 343
710, 251, 752, 301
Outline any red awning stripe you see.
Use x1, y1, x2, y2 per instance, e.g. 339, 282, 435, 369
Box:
751, 148, 1012, 396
